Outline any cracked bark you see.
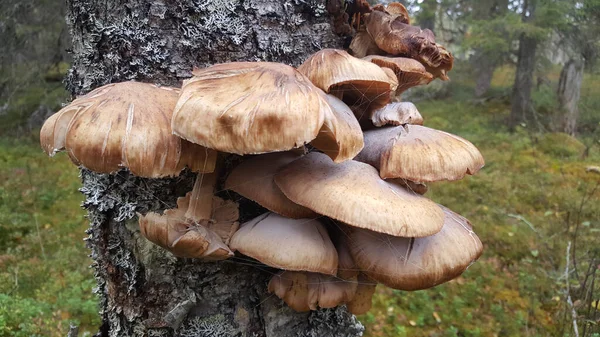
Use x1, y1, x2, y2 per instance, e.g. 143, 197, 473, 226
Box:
67, 1, 363, 336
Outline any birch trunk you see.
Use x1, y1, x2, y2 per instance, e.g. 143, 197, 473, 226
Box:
66, 1, 364, 336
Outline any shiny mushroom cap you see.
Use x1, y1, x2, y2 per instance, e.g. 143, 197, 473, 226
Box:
355, 125, 485, 182
230, 212, 338, 275
370, 102, 424, 127
225, 152, 317, 219
274, 152, 444, 237
348, 206, 484, 291
298, 49, 396, 120
268, 271, 358, 312
310, 95, 365, 163
40, 82, 217, 177
172, 62, 330, 155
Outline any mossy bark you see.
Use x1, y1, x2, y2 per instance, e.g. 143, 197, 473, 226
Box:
67, 0, 363, 336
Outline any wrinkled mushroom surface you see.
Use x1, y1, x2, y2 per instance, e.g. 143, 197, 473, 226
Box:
370, 102, 424, 127
41, 82, 217, 177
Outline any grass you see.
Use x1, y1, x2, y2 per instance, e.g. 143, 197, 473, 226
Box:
0, 66, 599, 336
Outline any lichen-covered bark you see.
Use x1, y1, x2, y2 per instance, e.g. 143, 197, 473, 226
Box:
67, 1, 362, 336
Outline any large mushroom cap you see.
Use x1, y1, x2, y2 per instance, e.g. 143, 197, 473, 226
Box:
355, 125, 485, 181
225, 152, 317, 219
268, 271, 358, 312
230, 212, 338, 275
348, 206, 483, 291
172, 62, 329, 155
40, 82, 217, 177
274, 152, 444, 237
310, 95, 365, 163
298, 49, 395, 120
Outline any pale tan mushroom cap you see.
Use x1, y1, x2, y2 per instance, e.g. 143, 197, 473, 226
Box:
172, 62, 328, 155
355, 125, 485, 181
230, 212, 338, 275
371, 102, 424, 127
225, 152, 317, 219
363, 55, 433, 95
268, 271, 358, 312
41, 82, 217, 177
274, 152, 444, 237
310, 95, 365, 163
349, 31, 385, 59
348, 206, 483, 291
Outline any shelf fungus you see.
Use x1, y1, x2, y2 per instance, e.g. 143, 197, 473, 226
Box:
348, 206, 483, 291
298, 49, 397, 122
40, 81, 217, 177
275, 152, 444, 237
138, 173, 239, 259
355, 125, 485, 182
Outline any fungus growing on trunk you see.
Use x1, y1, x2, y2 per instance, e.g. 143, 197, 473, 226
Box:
370, 102, 424, 127
40, 81, 217, 177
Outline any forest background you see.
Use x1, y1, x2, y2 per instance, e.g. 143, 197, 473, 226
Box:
0, 0, 599, 336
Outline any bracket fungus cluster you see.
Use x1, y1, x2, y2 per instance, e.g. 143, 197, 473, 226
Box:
40, 2, 483, 317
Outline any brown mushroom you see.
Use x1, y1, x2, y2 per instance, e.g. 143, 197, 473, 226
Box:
230, 212, 338, 275
370, 102, 424, 127
225, 151, 317, 219
268, 271, 358, 312
346, 274, 377, 314
349, 31, 385, 58
40, 82, 217, 177
172, 62, 330, 155
355, 125, 484, 182
348, 205, 483, 291
274, 152, 444, 237
297, 49, 396, 122
362, 56, 433, 96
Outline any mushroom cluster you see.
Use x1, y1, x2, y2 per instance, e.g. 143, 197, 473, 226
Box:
40, 2, 483, 316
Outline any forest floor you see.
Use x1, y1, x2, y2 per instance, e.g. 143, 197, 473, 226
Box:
0, 67, 599, 336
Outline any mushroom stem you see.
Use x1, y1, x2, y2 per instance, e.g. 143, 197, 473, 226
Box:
185, 172, 217, 222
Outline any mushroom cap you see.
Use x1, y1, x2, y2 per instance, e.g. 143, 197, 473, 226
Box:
225, 152, 317, 219
383, 2, 410, 23
348, 206, 484, 291
230, 212, 338, 275
349, 31, 385, 59
363, 56, 433, 95
310, 95, 365, 163
365, 11, 454, 80
138, 193, 234, 260
41, 82, 217, 177
297, 49, 395, 119
370, 102, 424, 127
268, 271, 358, 312
172, 62, 329, 155
346, 274, 377, 315
274, 152, 444, 237
355, 125, 485, 181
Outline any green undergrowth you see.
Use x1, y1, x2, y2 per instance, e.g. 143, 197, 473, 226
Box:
0, 136, 98, 336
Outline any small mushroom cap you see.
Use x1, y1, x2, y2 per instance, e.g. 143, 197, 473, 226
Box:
138, 193, 234, 259
363, 56, 433, 95
268, 271, 358, 312
274, 152, 444, 237
346, 274, 377, 315
298, 49, 395, 118
383, 2, 410, 23
230, 212, 338, 275
41, 82, 217, 177
225, 152, 317, 219
349, 31, 385, 59
348, 206, 484, 291
310, 95, 365, 163
355, 125, 485, 181
370, 102, 424, 127
172, 62, 328, 155
365, 11, 454, 80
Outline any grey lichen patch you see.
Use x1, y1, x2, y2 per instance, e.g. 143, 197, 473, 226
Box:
179, 315, 236, 337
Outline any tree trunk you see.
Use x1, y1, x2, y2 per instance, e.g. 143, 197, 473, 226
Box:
66, 1, 365, 336
472, 52, 496, 98
508, 0, 537, 130
555, 59, 584, 136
